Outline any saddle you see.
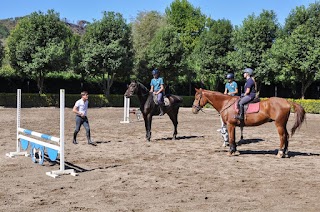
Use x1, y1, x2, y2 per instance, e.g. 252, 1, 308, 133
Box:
153, 93, 170, 106
234, 97, 260, 114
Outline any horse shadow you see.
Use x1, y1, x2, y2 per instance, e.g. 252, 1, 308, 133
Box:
239, 149, 320, 157
95, 140, 112, 144
153, 135, 204, 141
44, 155, 91, 173
237, 138, 264, 146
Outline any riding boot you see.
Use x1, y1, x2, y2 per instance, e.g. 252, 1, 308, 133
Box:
87, 135, 95, 145
159, 103, 165, 116
73, 132, 78, 144
235, 105, 244, 120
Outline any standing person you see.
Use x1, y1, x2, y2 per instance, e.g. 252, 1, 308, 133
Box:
235, 68, 256, 120
72, 91, 94, 145
224, 73, 238, 96
150, 69, 165, 116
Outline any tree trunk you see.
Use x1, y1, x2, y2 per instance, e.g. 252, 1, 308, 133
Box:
102, 71, 115, 98
301, 79, 313, 99
106, 72, 115, 97
37, 71, 44, 94
102, 73, 107, 97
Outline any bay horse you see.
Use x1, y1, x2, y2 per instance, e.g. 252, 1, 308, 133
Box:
124, 81, 183, 141
192, 88, 306, 158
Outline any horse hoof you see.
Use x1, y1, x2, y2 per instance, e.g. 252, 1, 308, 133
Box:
277, 150, 284, 158
222, 142, 229, 147
227, 151, 240, 156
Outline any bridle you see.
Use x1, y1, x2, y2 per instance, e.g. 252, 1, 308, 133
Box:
192, 92, 205, 113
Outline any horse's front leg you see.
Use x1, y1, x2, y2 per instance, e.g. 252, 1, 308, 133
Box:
167, 109, 178, 140
227, 124, 240, 156
144, 114, 152, 142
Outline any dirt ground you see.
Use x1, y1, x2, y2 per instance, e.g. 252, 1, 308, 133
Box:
0, 106, 320, 212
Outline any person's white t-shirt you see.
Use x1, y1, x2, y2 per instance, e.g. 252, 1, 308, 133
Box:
74, 99, 88, 116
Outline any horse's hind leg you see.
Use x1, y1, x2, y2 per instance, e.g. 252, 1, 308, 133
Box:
144, 114, 152, 142
275, 122, 289, 158
168, 109, 178, 140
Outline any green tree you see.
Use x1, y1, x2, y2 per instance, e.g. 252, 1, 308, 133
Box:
70, 34, 86, 80
165, 0, 206, 53
165, 0, 206, 94
0, 40, 4, 67
131, 11, 166, 82
146, 25, 184, 84
192, 19, 233, 90
227, 10, 279, 88
7, 10, 73, 93
0, 24, 9, 39
266, 2, 320, 99
81, 11, 133, 97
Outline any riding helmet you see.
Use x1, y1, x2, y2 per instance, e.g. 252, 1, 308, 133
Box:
243, 68, 253, 75
226, 73, 234, 79
152, 69, 159, 75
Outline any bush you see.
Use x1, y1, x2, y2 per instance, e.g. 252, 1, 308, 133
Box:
1, 92, 320, 114
291, 99, 320, 114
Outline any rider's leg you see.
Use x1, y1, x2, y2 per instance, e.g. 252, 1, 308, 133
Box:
235, 96, 251, 120
158, 92, 164, 116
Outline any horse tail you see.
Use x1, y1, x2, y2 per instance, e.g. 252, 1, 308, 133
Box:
289, 101, 306, 137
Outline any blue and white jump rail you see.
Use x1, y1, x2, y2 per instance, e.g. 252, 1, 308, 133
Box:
6, 89, 78, 178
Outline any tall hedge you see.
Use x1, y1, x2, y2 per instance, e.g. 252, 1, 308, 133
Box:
0, 93, 319, 114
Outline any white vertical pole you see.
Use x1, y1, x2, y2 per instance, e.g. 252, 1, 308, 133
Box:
120, 96, 130, 123
126, 97, 130, 122
16, 89, 21, 152
59, 89, 65, 171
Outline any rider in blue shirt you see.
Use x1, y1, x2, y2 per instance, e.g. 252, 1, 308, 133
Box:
224, 73, 238, 96
235, 68, 256, 120
150, 69, 165, 116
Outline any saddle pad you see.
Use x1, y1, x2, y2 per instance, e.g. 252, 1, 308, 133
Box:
234, 102, 260, 114
153, 94, 170, 106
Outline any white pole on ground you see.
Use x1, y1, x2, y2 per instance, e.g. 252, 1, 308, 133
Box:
120, 96, 130, 123
46, 89, 78, 177
16, 89, 21, 152
6, 89, 28, 157
59, 89, 65, 171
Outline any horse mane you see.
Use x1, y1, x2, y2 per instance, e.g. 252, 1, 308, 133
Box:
136, 81, 149, 91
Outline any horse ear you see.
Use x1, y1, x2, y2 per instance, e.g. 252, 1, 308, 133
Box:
195, 88, 199, 92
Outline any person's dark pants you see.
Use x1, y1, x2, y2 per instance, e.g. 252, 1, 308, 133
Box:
236, 96, 253, 120
157, 92, 164, 115
73, 116, 91, 143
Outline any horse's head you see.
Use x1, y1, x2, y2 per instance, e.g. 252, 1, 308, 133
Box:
192, 88, 207, 114
124, 81, 149, 98
124, 81, 139, 97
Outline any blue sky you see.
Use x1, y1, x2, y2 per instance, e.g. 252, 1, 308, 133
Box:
0, 0, 316, 26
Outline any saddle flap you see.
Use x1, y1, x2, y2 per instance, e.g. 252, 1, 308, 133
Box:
234, 100, 260, 114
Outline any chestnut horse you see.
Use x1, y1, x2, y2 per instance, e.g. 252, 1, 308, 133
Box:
192, 88, 306, 157
124, 81, 183, 141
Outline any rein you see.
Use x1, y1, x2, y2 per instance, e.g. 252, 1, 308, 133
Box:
192, 93, 205, 113
193, 91, 237, 114
219, 98, 238, 114
137, 82, 151, 97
